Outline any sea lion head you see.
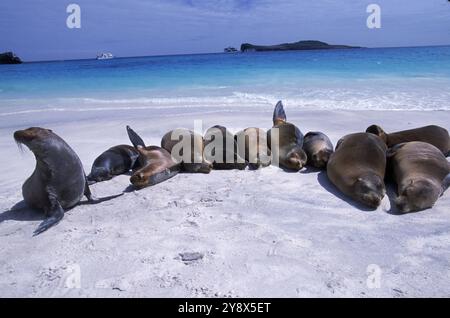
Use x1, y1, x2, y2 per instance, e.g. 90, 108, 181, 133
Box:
353, 173, 386, 209
366, 125, 388, 144
395, 179, 441, 213
87, 167, 111, 183
14, 127, 55, 154
129, 146, 160, 189
130, 169, 151, 189
285, 149, 307, 171
310, 149, 333, 168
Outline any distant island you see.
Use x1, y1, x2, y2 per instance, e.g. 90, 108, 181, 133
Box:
0, 51, 22, 64
240, 40, 361, 52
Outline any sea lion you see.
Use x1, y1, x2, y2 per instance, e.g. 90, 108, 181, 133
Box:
204, 125, 247, 170
161, 128, 212, 173
327, 133, 387, 209
303, 131, 334, 169
366, 124, 450, 156
127, 126, 179, 189
14, 127, 117, 235
87, 145, 140, 184
235, 127, 271, 170
387, 141, 450, 213
266, 101, 307, 171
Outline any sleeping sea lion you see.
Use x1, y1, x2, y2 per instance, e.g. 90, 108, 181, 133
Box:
204, 125, 247, 170
366, 124, 450, 156
327, 132, 387, 209
235, 127, 271, 170
161, 128, 212, 173
387, 141, 450, 213
127, 126, 179, 189
303, 131, 334, 169
267, 101, 307, 171
87, 145, 140, 184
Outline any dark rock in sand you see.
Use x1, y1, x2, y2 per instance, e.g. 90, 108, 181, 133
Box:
179, 252, 204, 263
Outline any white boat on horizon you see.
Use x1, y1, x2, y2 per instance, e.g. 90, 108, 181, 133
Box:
96, 52, 114, 60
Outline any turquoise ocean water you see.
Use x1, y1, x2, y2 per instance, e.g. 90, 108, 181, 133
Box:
1, 46, 450, 116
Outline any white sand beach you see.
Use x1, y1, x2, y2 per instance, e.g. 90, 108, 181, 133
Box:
0, 107, 449, 297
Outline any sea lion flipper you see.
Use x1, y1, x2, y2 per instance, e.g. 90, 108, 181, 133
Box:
33, 199, 64, 236
386, 143, 407, 158
273, 101, 286, 124
126, 125, 146, 148
130, 153, 142, 170
335, 137, 345, 150
148, 165, 180, 186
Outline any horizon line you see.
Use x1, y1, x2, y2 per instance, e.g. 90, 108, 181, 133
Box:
9, 43, 450, 64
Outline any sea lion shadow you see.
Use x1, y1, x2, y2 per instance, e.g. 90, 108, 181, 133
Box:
384, 182, 403, 216
123, 185, 136, 193
317, 171, 376, 212
0, 193, 125, 225
279, 166, 302, 173
300, 166, 322, 174
0, 201, 44, 223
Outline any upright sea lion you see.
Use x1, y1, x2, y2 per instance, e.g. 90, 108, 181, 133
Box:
87, 145, 140, 184
235, 127, 271, 170
387, 141, 450, 213
161, 128, 212, 173
366, 124, 450, 156
327, 133, 387, 209
267, 101, 307, 171
303, 131, 334, 169
204, 125, 247, 170
127, 126, 179, 189
14, 127, 119, 235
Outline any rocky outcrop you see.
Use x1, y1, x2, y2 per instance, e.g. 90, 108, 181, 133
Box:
241, 40, 361, 52
0, 52, 22, 64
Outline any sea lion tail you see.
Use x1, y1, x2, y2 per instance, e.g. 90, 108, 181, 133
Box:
273, 100, 287, 125
126, 125, 146, 148
84, 193, 124, 205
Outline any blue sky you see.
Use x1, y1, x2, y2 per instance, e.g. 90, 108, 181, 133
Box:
1, 0, 449, 61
